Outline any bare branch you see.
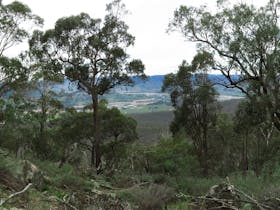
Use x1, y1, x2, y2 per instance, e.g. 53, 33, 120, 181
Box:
0, 183, 32, 206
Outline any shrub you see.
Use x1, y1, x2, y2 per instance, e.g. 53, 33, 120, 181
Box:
52, 173, 85, 189
131, 184, 175, 210
147, 137, 200, 177
167, 201, 189, 210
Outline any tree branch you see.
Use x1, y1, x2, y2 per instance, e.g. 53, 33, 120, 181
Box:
0, 183, 32, 206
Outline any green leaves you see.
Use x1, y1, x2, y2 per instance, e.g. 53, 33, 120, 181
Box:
0, 1, 43, 56
162, 53, 220, 176
0, 56, 28, 96
101, 107, 138, 142
29, 1, 145, 96
170, 0, 280, 131
0, 1, 42, 97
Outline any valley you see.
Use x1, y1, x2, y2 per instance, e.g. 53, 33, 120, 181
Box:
56, 75, 244, 113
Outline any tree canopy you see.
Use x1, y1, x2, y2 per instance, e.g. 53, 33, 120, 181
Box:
29, 0, 146, 170
162, 52, 220, 176
0, 1, 42, 97
169, 0, 280, 131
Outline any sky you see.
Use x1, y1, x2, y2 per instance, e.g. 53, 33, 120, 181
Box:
4, 0, 267, 75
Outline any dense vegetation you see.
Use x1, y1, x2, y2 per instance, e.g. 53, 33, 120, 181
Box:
1, 0, 280, 209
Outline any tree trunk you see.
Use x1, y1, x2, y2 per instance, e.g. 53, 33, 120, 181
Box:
202, 129, 209, 177
91, 92, 101, 172
255, 137, 261, 176
91, 144, 95, 167
38, 97, 47, 159
245, 135, 248, 171
202, 101, 209, 177
240, 134, 249, 175
39, 102, 46, 139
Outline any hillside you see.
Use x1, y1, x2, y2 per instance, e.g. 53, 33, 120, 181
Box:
131, 98, 243, 145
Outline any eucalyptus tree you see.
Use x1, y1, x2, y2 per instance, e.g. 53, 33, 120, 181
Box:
0, 1, 42, 96
52, 105, 138, 169
101, 107, 138, 169
162, 52, 220, 176
169, 0, 280, 131
25, 34, 66, 158
29, 0, 146, 170
234, 98, 276, 175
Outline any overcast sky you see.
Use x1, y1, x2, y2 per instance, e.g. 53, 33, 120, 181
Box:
4, 0, 267, 75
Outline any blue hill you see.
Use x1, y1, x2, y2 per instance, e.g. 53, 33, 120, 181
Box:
49, 74, 242, 96
115, 74, 242, 96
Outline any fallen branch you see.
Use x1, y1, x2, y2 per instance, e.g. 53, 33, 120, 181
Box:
177, 193, 239, 210
0, 183, 32, 206
233, 188, 271, 210
226, 178, 271, 210
50, 195, 78, 210
177, 190, 272, 210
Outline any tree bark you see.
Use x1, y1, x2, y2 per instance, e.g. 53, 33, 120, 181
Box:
202, 101, 209, 177
245, 135, 248, 171
92, 92, 101, 172
38, 96, 47, 159
202, 127, 209, 177
241, 134, 249, 175
91, 144, 95, 167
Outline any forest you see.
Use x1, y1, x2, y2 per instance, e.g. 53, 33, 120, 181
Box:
1, 0, 280, 209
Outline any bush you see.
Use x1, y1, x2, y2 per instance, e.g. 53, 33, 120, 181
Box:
52, 173, 85, 189
167, 201, 189, 210
131, 184, 175, 210
228, 172, 268, 197
147, 136, 200, 176
178, 177, 222, 195
109, 173, 139, 188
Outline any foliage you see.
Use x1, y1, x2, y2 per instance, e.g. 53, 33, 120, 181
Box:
169, 0, 280, 131
162, 52, 220, 176
130, 184, 175, 210
167, 201, 189, 210
147, 136, 199, 177
208, 113, 239, 176
0, 99, 37, 154
0, 1, 43, 56
0, 1, 42, 96
48, 104, 138, 170
29, 0, 146, 169
101, 107, 138, 169
2, 0, 280, 209
233, 99, 278, 175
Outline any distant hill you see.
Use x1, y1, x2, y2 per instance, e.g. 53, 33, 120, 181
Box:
24, 74, 243, 109
115, 74, 242, 96
48, 74, 242, 95
113, 75, 165, 93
